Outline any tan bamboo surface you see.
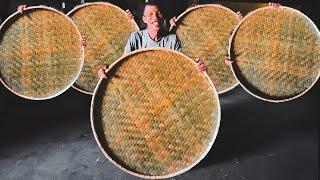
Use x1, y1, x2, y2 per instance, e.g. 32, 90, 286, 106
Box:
0, 6, 84, 100
68, 2, 139, 95
171, 4, 240, 94
229, 6, 320, 102
91, 48, 221, 179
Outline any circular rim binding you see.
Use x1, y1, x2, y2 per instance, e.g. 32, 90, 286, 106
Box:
0, 6, 84, 100
228, 6, 320, 103
170, 4, 240, 94
68, 2, 139, 95
90, 48, 221, 179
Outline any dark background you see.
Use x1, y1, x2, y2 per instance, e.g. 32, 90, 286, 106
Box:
0, 0, 318, 179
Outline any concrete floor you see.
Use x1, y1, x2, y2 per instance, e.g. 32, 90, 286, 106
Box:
0, 82, 318, 180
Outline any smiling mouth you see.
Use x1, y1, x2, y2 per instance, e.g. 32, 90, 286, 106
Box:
152, 21, 159, 26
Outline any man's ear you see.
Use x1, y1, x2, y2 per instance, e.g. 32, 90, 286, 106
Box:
142, 15, 147, 24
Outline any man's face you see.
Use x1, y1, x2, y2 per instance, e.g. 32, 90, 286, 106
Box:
142, 5, 164, 31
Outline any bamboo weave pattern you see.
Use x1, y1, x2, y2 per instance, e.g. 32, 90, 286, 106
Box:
0, 7, 83, 99
230, 7, 320, 101
68, 3, 139, 94
92, 49, 220, 177
173, 5, 239, 93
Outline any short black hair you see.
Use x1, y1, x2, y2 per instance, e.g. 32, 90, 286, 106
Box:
143, 1, 162, 14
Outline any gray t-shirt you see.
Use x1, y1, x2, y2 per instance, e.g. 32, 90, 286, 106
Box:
124, 29, 181, 53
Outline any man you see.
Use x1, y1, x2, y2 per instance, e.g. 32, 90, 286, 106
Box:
124, 2, 181, 53
98, 2, 206, 78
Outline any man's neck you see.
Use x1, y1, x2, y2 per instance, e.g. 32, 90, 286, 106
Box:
147, 28, 162, 41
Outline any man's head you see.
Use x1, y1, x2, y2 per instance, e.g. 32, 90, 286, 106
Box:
142, 2, 164, 32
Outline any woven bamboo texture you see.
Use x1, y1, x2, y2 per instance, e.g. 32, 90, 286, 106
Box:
0, 6, 83, 100
91, 49, 220, 178
229, 6, 320, 102
172, 4, 239, 94
68, 2, 139, 94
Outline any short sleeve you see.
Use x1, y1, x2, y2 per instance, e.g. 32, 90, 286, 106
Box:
124, 32, 138, 53
124, 33, 133, 53
174, 36, 182, 52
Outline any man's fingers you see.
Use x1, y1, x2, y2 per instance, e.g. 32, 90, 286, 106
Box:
197, 66, 207, 72
98, 65, 110, 78
170, 16, 177, 26
236, 11, 243, 21
126, 9, 134, 19
195, 58, 206, 72
18, 5, 27, 14
225, 56, 233, 65
172, 16, 177, 22
103, 65, 110, 72
103, 65, 109, 72
269, 2, 280, 8
80, 36, 87, 46
198, 64, 206, 68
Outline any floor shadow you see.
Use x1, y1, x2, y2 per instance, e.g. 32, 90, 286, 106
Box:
0, 85, 92, 145
194, 81, 320, 169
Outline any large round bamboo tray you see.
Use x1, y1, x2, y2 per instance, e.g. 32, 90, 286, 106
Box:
0, 6, 84, 100
229, 6, 320, 102
68, 2, 139, 95
171, 4, 239, 94
91, 48, 221, 179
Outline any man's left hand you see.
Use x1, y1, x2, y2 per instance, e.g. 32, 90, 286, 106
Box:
195, 58, 206, 72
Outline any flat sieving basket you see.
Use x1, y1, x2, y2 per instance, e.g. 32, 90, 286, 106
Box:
68, 2, 139, 95
0, 6, 84, 100
91, 48, 221, 179
229, 6, 320, 102
171, 4, 240, 94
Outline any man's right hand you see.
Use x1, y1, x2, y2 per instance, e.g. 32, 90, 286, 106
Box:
125, 9, 134, 20
98, 65, 109, 78
169, 16, 177, 27
18, 5, 27, 14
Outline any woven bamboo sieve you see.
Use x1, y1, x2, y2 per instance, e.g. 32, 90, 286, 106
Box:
91, 48, 221, 179
171, 4, 240, 94
229, 6, 320, 102
68, 2, 139, 95
0, 6, 84, 100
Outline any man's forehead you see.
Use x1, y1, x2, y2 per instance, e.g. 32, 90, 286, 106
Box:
144, 5, 161, 13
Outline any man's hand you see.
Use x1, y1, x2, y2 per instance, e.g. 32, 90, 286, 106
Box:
17, 5, 27, 14
125, 9, 134, 20
170, 16, 177, 27
195, 58, 206, 72
80, 36, 87, 47
98, 65, 109, 78
225, 56, 233, 65
236, 11, 243, 21
269, 2, 280, 8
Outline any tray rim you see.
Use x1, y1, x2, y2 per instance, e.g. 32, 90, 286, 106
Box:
67, 1, 140, 95
228, 5, 320, 103
0, 5, 84, 100
90, 47, 222, 179
169, 4, 240, 94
